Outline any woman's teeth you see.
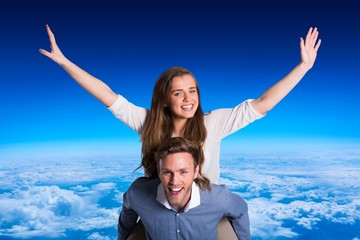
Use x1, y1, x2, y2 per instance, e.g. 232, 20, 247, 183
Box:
182, 105, 192, 110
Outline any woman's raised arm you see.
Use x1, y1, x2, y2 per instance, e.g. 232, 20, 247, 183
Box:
39, 24, 118, 107
251, 27, 321, 115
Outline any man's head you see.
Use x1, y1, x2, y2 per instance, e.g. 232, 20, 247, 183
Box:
155, 137, 210, 211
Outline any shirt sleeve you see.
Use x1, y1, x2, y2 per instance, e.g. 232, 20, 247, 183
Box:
118, 189, 139, 240
224, 188, 251, 240
107, 94, 148, 134
205, 99, 265, 140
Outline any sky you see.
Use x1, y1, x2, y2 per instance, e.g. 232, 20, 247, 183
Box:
0, 0, 359, 154
0, 1, 359, 239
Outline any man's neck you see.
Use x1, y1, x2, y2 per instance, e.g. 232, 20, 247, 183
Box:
156, 182, 201, 213
172, 195, 192, 212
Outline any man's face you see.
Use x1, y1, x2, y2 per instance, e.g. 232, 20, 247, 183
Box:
158, 152, 199, 212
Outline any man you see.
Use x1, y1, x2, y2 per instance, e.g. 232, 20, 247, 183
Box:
118, 137, 250, 240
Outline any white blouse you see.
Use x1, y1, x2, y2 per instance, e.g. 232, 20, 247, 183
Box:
108, 94, 264, 183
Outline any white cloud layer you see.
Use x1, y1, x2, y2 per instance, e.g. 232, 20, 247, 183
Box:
0, 184, 119, 238
220, 150, 360, 238
0, 149, 359, 239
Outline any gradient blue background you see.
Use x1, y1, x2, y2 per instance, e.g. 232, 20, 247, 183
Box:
1, 0, 359, 153
0, 1, 359, 239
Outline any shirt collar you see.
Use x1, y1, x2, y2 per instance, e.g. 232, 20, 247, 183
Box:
156, 181, 200, 212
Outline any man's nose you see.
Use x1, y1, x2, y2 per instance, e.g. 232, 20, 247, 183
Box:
170, 173, 179, 184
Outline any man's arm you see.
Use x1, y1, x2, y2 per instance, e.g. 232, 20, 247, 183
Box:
118, 192, 139, 240
225, 191, 251, 240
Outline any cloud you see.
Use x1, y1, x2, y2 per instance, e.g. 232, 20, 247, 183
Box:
220, 151, 360, 238
0, 152, 145, 239
0, 184, 119, 238
87, 232, 111, 240
0, 149, 359, 239
0, 153, 143, 190
247, 198, 299, 238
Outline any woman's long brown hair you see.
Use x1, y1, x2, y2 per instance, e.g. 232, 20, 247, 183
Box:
139, 66, 207, 177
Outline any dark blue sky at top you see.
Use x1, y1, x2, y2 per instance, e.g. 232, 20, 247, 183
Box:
0, 0, 359, 150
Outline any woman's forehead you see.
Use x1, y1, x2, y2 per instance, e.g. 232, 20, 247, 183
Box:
171, 75, 196, 88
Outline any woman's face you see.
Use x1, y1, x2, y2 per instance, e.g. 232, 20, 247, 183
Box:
167, 74, 199, 121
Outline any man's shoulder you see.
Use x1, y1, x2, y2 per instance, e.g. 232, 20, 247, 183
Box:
129, 177, 160, 191
131, 177, 159, 186
200, 184, 234, 200
199, 183, 245, 209
210, 183, 230, 192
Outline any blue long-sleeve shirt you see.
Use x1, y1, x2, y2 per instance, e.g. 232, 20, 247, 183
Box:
118, 177, 250, 240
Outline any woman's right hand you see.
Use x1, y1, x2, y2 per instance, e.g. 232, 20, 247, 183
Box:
39, 24, 68, 66
38, 24, 119, 107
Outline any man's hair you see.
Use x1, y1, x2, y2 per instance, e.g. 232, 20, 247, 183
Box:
154, 137, 211, 191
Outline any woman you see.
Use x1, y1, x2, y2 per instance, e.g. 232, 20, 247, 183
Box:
39, 25, 321, 239
109, 65, 264, 183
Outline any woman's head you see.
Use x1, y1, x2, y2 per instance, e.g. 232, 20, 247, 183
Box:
140, 66, 207, 178
151, 66, 202, 122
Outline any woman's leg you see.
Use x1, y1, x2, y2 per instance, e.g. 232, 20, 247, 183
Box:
122, 217, 236, 240
126, 220, 146, 240
217, 217, 238, 240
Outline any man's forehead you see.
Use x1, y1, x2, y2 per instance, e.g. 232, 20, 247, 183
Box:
161, 152, 193, 161
160, 152, 194, 167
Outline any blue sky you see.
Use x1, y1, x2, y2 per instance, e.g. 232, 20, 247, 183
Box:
0, 1, 359, 239
1, 0, 359, 153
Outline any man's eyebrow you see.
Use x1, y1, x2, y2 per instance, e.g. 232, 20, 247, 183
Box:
160, 167, 189, 171
177, 167, 190, 172
160, 167, 172, 172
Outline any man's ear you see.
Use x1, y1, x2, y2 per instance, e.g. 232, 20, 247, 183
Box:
157, 159, 162, 175
194, 165, 199, 180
